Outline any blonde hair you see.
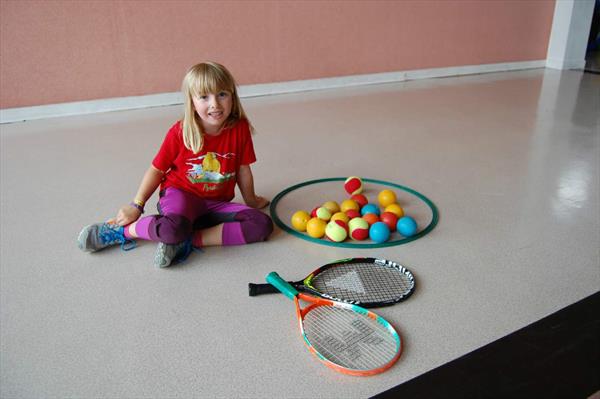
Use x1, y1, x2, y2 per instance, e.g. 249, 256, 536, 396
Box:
181, 62, 250, 153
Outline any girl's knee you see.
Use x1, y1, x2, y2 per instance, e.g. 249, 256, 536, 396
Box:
152, 214, 192, 244
236, 209, 273, 243
255, 211, 274, 240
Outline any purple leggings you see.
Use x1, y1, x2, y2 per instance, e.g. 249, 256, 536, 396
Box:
133, 187, 273, 245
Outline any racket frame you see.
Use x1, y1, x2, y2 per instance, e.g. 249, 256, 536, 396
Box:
267, 272, 402, 376
250, 257, 416, 308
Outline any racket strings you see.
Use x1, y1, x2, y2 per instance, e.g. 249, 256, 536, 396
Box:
312, 262, 414, 303
303, 306, 399, 370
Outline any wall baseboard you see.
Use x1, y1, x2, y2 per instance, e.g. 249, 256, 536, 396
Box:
1, 60, 546, 124
545, 57, 586, 70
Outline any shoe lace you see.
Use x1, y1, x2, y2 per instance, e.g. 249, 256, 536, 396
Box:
100, 224, 137, 251
173, 239, 194, 263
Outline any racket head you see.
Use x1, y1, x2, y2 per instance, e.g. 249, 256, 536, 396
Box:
266, 272, 402, 376
297, 292, 402, 376
302, 257, 416, 307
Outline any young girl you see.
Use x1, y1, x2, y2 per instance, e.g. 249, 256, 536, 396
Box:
78, 62, 273, 267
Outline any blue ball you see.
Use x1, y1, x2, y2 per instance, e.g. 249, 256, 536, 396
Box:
369, 222, 390, 243
361, 203, 381, 216
397, 216, 417, 237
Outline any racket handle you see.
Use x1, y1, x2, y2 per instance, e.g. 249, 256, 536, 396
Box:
266, 272, 298, 300
248, 283, 282, 296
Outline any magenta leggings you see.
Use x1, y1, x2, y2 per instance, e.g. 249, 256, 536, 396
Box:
133, 187, 273, 245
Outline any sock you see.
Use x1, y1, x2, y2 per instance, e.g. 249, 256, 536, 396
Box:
123, 225, 134, 239
191, 231, 203, 248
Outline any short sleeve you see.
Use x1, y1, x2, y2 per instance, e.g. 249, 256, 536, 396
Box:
152, 122, 182, 172
239, 120, 256, 166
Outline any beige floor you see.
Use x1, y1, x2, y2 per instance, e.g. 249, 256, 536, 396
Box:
1, 68, 599, 398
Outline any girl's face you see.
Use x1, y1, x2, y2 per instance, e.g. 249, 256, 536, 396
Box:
192, 90, 233, 135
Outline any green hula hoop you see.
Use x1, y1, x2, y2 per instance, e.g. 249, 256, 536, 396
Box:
269, 177, 439, 248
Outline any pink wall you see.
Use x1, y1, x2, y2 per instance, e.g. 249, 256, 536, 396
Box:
0, 0, 555, 109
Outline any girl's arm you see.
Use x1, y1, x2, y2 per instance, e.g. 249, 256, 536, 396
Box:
113, 165, 164, 226
237, 164, 269, 209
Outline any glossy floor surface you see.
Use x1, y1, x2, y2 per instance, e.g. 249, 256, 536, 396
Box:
1, 68, 599, 398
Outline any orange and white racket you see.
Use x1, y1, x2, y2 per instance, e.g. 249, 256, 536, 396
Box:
266, 272, 402, 376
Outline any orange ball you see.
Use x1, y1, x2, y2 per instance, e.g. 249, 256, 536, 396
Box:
362, 213, 379, 226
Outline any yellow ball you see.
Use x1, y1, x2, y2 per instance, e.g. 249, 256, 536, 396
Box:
340, 199, 359, 213
291, 210, 311, 232
348, 217, 369, 240
315, 206, 332, 221
306, 217, 327, 238
331, 211, 350, 224
378, 189, 397, 208
322, 201, 340, 214
384, 203, 404, 218
325, 220, 348, 242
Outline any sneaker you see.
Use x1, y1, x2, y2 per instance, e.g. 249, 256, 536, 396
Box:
77, 223, 136, 252
154, 239, 193, 268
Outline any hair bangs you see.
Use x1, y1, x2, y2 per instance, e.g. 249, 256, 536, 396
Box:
189, 65, 234, 97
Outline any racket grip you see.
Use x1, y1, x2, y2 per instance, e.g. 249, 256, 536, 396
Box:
266, 272, 298, 300
248, 283, 281, 296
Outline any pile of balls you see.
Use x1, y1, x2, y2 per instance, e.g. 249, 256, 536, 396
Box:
290, 176, 418, 244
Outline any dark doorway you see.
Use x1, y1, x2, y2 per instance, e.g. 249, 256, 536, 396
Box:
585, 0, 600, 73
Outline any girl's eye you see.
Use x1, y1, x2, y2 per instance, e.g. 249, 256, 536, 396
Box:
198, 95, 208, 100
218, 91, 229, 98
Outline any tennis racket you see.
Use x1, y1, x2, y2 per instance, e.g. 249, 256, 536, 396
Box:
250, 257, 415, 308
266, 272, 402, 376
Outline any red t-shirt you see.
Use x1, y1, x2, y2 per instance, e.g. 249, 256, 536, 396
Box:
152, 119, 256, 201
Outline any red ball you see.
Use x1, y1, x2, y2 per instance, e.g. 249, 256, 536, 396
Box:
380, 212, 398, 232
351, 194, 368, 208
345, 209, 361, 219
326, 220, 349, 242
344, 177, 363, 195
334, 219, 348, 232
310, 207, 319, 218
352, 229, 369, 240
349, 218, 369, 240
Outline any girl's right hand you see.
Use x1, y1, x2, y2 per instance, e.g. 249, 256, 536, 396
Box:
112, 204, 142, 226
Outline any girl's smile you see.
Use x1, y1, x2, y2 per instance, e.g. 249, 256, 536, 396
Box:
192, 90, 233, 134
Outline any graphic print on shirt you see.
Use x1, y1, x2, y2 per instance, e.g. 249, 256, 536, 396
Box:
186, 152, 236, 191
